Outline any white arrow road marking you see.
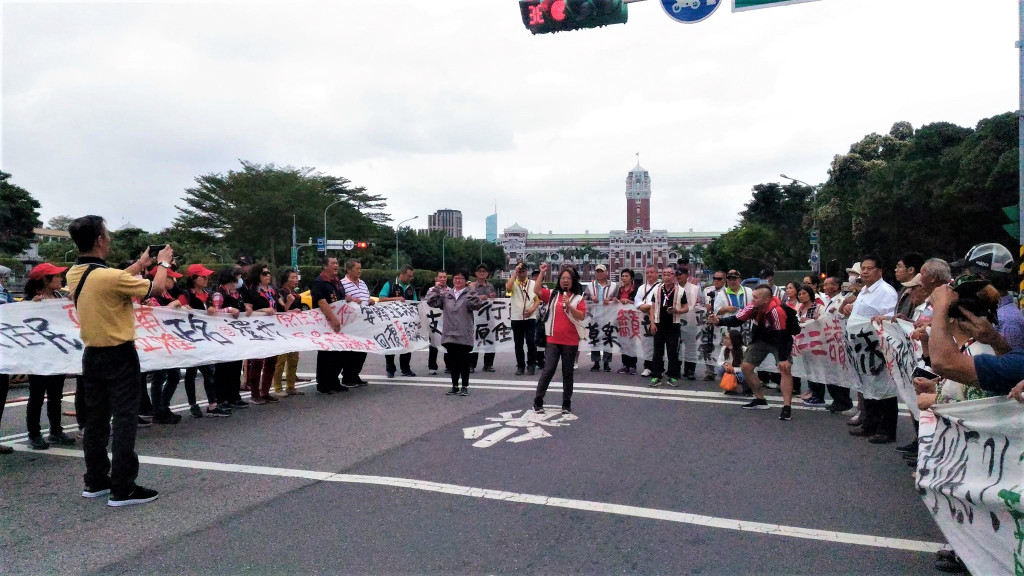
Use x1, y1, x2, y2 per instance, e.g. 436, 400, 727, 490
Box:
462, 423, 502, 439
506, 427, 552, 443
472, 427, 519, 448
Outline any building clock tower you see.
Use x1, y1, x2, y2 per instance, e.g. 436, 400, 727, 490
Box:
625, 156, 651, 232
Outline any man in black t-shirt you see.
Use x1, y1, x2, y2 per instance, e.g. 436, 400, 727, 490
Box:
311, 256, 348, 394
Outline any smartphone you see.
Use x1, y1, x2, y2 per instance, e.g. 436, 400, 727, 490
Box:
147, 244, 165, 258
911, 366, 939, 381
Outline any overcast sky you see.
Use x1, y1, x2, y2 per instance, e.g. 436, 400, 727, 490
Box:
2, 0, 1016, 240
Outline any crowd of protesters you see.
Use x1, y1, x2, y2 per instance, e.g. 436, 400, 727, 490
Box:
2, 216, 1024, 572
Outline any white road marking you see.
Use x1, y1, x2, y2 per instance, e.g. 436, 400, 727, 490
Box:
5, 444, 944, 554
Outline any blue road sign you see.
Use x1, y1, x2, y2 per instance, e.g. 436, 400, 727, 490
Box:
660, 0, 722, 23
317, 237, 326, 253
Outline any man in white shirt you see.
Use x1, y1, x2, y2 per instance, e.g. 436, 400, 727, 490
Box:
675, 267, 704, 380
506, 262, 540, 376
340, 259, 375, 387
634, 265, 661, 377
585, 264, 618, 372
846, 255, 900, 444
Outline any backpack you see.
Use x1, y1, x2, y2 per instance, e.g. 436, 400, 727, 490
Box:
782, 305, 801, 336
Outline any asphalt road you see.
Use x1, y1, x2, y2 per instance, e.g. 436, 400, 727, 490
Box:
1, 351, 944, 575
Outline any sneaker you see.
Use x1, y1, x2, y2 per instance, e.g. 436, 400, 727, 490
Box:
603, 364, 612, 373
764, 382, 780, 390
648, 378, 662, 388
527, 366, 536, 376
28, 435, 50, 450
515, 368, 525, 376
264, 395, 280, 403
285, 389, 305, 396
137, 417, 152, 428
206, 405, 231, 417
429, 370, 438, 376
386, 371, 395, 379
153, 412, 182, 424
249, 396, 267, 405
82, 480, 111, 498
316, 387, 334, 395
590, 362, 600, 372
801, 397, 826, 408
483, 367, 496, 373
573, 363, 579, 370
401, 370, 417, 377
615, 367, 629, 374
640, 369, 652, 377
459, 388, 469, 396
896, 441, 918, 454
704, 373, 715, 381
667, 378, 679, 387
934, 552, 968, 574
446, 387, 459, 395
533, 406, 545, 414
561, 408, 572, 415
741, 398, 770, 410
107, 485, 159, 507
190, 405, 204, 418
684, 374, 696, 381
779, 406, 792, 421
868, 433, 896, 444
841, 406, 859, 416
47, 431, 76, 446
628, 367, 637, 376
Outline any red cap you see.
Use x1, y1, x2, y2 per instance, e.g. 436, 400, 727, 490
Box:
28, 263, 68, 280
148, 266, 183, 279
186, 264, 215, 277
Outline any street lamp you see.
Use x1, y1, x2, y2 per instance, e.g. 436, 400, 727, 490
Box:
210, 252, 224, 263
441, 234, 448, 270
395, 216, 419, 271
781, 174, 822, 274
323, 199, 346, 247
64, 249, 76, 262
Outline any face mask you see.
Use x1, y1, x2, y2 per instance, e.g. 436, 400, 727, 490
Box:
236, 278, 244, 288
848, 274, 858, 284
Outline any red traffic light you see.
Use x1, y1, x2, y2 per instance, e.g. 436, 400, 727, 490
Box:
356, 242, 368, 249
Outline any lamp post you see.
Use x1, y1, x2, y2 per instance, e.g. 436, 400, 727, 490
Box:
323, 199, 345, 247
781, 174, 822, 274
441, 234, 447, 270
64, 249, 76, 262
210, 252, 224, 263
395, 216, 419, 271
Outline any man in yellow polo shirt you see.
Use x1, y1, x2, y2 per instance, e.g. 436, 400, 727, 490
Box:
66, 215, 173, 507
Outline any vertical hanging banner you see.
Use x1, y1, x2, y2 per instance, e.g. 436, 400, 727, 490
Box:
918, 399, 1024, 576
733, 0, 820, 12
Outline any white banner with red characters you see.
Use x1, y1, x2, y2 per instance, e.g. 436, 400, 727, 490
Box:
0, 299, 429, 375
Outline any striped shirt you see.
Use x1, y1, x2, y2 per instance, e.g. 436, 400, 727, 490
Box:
341, 277, 371, 305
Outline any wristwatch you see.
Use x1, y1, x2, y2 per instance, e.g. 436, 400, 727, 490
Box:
158, 261, 172, 269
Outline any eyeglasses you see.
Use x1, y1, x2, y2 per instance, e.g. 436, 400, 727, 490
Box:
261, 271, 271, 276
726, 275, 740, 280
712, 276, 725, 281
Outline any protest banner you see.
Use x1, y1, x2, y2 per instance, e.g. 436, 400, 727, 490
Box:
918, 399, 1024, 576
878, 318, 923, 420
844, 315, 898, 400
0, 299, 429, 375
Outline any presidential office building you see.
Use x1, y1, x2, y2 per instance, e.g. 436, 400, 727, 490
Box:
499, 163, 722, 281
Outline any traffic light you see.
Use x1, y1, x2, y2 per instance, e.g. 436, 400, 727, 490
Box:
1003, 204, 1019, 239
520, 0, 627, 34
356, 241, 369, 249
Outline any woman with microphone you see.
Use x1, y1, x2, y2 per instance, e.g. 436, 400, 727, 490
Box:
532, 264, 587, 415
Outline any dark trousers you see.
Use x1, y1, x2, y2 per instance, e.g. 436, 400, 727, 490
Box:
246, 357, 278, 398
150, 369, 180, 415
428, 346, 441, 371
807, 381, 826, 402
827, 384, 852, 409
683, 361, 697, 377
184, 365, 216, 405
214, 361, 243, 403
385, 353, 412, 374
27, 374, 65, 438
534, 344, 577, 411
316, 351, 344, 391
862, 396, 899, 438
444, 343, 472, 389
652, 323, 681, 379
622, 355, 637, 368
81, 343, 142, 494
0, 373, 8, 427
511, 319, 538, 370
341, 351, 367, 384
139, 373, 154, 416
590, 351, 612, 366
469, 352, 495, 369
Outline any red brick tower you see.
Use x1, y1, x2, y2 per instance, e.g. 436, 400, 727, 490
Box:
625, 160, 651, 232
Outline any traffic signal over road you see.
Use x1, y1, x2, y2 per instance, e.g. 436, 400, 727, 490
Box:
356, 241, 369, 249
520, 0, 628, 35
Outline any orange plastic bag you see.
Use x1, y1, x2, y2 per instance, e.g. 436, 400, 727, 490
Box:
719, 372, 738, 392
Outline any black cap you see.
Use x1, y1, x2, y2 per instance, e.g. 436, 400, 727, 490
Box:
236, 255, 252, 266
759, 268, 775, 278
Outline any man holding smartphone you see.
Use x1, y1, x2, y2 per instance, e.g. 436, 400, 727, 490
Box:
67, 215, 173, 507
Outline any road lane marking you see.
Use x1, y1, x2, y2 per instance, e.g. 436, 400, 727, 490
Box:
5, 444, 944, 554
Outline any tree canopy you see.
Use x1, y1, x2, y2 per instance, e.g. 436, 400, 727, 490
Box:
705, 112, 1019, 278
0, 171, 41, 256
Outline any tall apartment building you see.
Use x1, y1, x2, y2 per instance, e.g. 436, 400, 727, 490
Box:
428, 209, 463, 238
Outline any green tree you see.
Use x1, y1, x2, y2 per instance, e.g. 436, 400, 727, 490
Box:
173, 161, 389, 266
0, 171, 41, 256
46, 215, 74, 231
